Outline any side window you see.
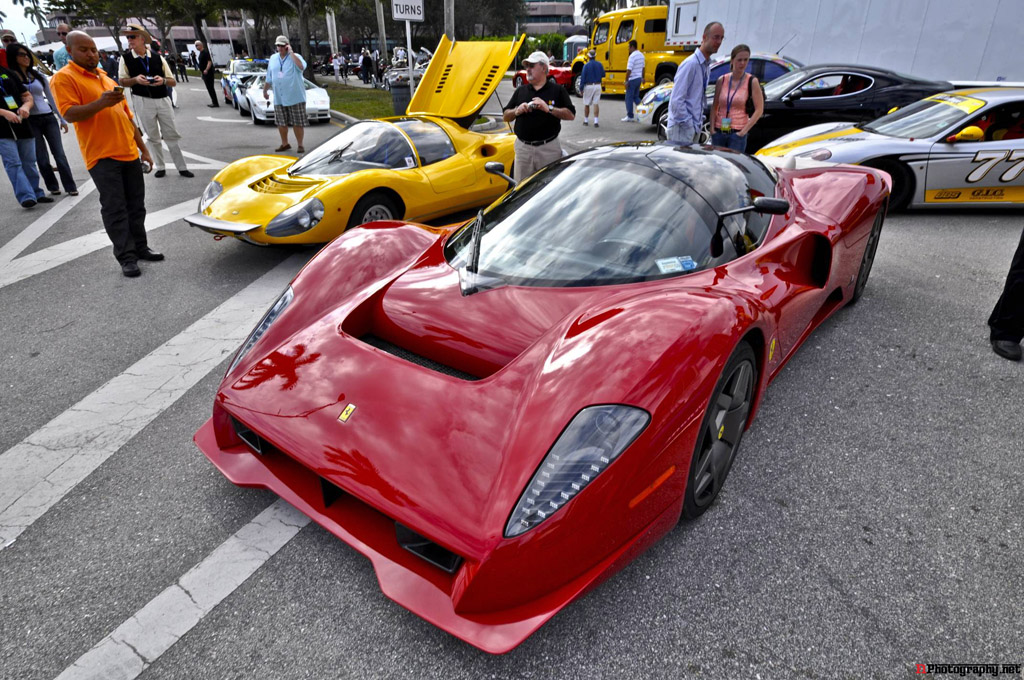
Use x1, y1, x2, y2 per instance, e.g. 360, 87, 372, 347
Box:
797, 74, 873, 98
394, 119, 456, 166
709, 62, 729, 82
615, 20, 634, 44
965, 103, 1024, 142
593, 22, 610, 46
762, 62, 789, 82
644, 19, 666, 34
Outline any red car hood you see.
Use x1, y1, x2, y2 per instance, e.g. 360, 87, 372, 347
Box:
219, 242, 614, 559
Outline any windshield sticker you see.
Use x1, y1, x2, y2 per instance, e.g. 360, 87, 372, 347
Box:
404, 156, 415, 168
925, 93, 986, 114
656, 256, 698, 274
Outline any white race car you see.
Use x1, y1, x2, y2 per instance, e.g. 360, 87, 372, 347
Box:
245, 74, 332, 125
757, 88, 1024, 209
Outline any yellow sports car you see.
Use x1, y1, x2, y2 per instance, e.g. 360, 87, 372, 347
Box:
184, 36, 524, 245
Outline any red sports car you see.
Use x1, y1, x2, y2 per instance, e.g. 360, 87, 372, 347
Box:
513, 64, 572, 90
195, 144, 889, 653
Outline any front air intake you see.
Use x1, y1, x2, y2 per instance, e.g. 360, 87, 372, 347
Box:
395, 523, 463, 574
232, 417, 265, 454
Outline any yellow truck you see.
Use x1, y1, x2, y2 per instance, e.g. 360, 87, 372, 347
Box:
569, 4, 699, 96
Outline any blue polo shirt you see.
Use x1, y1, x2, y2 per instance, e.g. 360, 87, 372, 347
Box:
266, 52, 307, 107
581, 59, 604, 87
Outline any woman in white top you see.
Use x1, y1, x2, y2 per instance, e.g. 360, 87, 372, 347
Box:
710, 44, 764, 153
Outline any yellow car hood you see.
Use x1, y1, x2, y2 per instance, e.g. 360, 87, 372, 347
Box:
208, 170, 328, 227
407, 34, 525, 121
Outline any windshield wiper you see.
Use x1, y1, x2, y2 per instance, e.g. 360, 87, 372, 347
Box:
460, 210, 485, 296
328, 141, 353, 164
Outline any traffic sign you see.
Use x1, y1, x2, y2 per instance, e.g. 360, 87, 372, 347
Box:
392, 0, 424, 22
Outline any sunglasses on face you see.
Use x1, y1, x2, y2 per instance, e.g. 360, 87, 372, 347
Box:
3, 37, 16, 43
57, 32, 68, 36
126, 34, 138, 39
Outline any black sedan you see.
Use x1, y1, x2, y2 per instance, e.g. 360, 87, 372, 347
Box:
745, 64, 951, 152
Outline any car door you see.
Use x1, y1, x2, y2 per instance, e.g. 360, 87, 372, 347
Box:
925, 101, 1024, 205
606, 17, 635, 91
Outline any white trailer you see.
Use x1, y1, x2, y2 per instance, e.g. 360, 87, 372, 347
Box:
667, 0, 1023, 82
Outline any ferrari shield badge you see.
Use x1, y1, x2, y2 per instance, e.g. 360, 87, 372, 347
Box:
339, 403, 356, 422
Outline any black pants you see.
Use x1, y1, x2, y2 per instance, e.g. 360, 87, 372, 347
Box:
177, 65, 189, 82
988, 226, 1024, 343
202, 70, 219, 106
27, 113, 77, 193
88, 158, 148, 264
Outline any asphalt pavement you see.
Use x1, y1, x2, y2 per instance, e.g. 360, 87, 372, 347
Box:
0, 79, 1021, 680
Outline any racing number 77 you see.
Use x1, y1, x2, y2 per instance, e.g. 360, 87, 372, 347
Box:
966, 149, 1024, 183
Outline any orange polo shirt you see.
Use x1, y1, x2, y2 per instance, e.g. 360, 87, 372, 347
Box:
50, 60, 138, 170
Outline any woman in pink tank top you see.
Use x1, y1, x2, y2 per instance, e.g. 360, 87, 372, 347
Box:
710, 44, 764, 152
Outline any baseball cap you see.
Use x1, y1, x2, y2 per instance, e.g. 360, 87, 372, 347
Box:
588, 49, 596, 58
522, 51, 549, 68
275, 35, 290, 46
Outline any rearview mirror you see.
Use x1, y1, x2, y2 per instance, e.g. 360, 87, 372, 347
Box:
782, 89, 803, 104
485, 161, 515, 188
946, 125, 984, 143
887, 106, 899, 115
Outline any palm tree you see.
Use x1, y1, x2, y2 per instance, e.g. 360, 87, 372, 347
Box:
580, 0, 617, 23
13, 0, 47, 33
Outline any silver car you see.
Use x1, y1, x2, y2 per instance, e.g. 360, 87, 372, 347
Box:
757, 88, 1024, 209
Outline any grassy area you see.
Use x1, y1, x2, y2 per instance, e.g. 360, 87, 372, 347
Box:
323, 83, 394, 120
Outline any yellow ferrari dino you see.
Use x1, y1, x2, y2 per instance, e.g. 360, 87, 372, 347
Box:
184, 35, 524, 245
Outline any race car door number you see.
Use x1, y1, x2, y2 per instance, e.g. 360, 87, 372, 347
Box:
966, 149, 1024, 183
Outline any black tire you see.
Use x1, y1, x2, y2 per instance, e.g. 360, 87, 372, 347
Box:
655, 105, 668, 140
572, 73, 583, 97
848, 209, 885, 305
513, 75, 524, 88
656, 70, 674, 87
239, 102, 248, 117
870, 160, 913, 211
347, 191, 401, 229
251, 107, 264, 126
683, 341, 757, 520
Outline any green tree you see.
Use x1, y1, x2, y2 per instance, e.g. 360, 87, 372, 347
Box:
47, 0, 136, 45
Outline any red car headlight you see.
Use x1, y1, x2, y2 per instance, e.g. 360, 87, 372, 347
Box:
505, 405, 650, 538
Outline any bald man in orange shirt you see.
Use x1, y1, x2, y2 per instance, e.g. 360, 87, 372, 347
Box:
51, 31, 162, 278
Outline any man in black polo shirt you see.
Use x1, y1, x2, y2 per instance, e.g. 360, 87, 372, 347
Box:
502, 51, 575, 182
195, 40, 218, 107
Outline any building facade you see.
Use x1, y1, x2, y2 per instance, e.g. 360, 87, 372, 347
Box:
523, 0, 575, 34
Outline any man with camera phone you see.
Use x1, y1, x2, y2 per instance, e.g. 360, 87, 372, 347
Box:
503, 51, 575, 183
118, 22, 192, 178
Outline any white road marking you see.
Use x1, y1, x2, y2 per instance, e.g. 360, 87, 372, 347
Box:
181, 149, 227, 169
195, 115, 248, 123
55, 499, 310, 680
0, 198, 196, 291
0, 181, 97, 265
0, 254, 306, 550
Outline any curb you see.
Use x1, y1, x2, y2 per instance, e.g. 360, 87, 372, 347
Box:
330, 109, 361, 124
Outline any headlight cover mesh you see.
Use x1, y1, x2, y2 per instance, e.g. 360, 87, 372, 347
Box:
505, 405, 650, 538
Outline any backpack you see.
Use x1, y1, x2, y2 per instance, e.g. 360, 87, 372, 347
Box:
745, 74, 765, 116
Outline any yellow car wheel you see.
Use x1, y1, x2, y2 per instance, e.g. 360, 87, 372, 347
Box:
348, 191, 402, 229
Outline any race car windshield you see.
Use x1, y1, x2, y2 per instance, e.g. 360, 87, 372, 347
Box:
444, 158, 747, 288
234, 61, 266, 73
864, 98, 973, 138
290, 121, 416, 176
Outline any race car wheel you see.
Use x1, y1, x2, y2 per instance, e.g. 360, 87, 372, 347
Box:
848, 209, 885, 305
348, 191, 401, 229
656, 106, 668, 141
239, 103, 248, 117
870, 160, 913, 211
683, 341, 757, 520
251, 107, 265, 126
513, 75, 524, 88
572, 73, 583, 98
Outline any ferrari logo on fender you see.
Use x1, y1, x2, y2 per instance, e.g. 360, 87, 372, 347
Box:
338, 404, 356, 422
769, 337, 777, 361
718, 425, 725, 440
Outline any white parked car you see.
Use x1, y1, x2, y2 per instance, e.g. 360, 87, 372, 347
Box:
244, 74, 332, 125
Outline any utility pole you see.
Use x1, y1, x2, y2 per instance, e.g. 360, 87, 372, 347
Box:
326, 9, 338, 56
444, 0, 454, 40
240, 8, 254, 56
374, 1, 388, 58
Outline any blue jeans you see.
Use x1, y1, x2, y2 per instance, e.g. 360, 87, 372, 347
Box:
28, 113, 77, 193
711, 130, 748, 152
666, 122, 697, 145
0, 136, 43, 204
625, 77, 641, 119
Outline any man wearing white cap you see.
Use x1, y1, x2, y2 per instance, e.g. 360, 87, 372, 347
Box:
502, 51, 575, 182
263, 35, 308, 153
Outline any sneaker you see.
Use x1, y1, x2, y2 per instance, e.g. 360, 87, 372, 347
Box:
21, 199, 36, 208
36, 196, 54, 203
621, 116, 635, 122
582, 121, 588, 126
594, 122, 599, 128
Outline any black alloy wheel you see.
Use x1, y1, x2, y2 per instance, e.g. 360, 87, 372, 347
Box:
870, 160, 913, 210
848, 209, 885, 305
683, 342, 757, 519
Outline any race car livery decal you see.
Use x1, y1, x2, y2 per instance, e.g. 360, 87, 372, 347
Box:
757, 127, 862, 156
926, 186, 1024, 202
925, 93, 987, 114
965, 149, 1024, 183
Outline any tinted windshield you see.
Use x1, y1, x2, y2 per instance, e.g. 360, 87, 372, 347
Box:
443, 158, 747, 288
290, 121, 416, 176
864, 95, 978, 138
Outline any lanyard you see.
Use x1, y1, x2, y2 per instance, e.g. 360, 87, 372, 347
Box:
725, 73, 744, 115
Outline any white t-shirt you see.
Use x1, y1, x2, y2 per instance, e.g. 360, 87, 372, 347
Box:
627, 50, 645, 81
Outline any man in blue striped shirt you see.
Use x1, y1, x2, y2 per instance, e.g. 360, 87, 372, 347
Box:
666, 21, 723, 144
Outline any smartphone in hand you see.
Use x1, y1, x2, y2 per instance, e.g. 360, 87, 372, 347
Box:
112, 86, 124, 94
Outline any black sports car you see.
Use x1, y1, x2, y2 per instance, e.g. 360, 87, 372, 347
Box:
745, 64, 951, 152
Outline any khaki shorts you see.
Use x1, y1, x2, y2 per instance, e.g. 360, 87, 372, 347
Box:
513, 137, 563, 183
583, 83, 601, 106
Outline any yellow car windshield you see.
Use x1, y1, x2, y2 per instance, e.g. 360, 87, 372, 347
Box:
290, 121, 416, 177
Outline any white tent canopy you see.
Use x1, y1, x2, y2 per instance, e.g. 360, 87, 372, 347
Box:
35, 36, 127, 53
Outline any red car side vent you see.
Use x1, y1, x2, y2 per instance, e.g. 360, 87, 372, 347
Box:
395, 523, 463, 574
360, 334, 480, 381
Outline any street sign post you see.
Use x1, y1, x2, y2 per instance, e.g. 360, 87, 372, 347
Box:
392, 0, 423, 104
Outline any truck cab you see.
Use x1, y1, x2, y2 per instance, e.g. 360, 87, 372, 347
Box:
570, 5, 697, 96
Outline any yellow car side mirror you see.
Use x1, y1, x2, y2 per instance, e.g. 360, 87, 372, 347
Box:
947, 125, 984, 143
887, 106, 899, 114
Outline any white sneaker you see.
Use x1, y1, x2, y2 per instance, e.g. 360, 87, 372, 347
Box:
621, 116, 635, 122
